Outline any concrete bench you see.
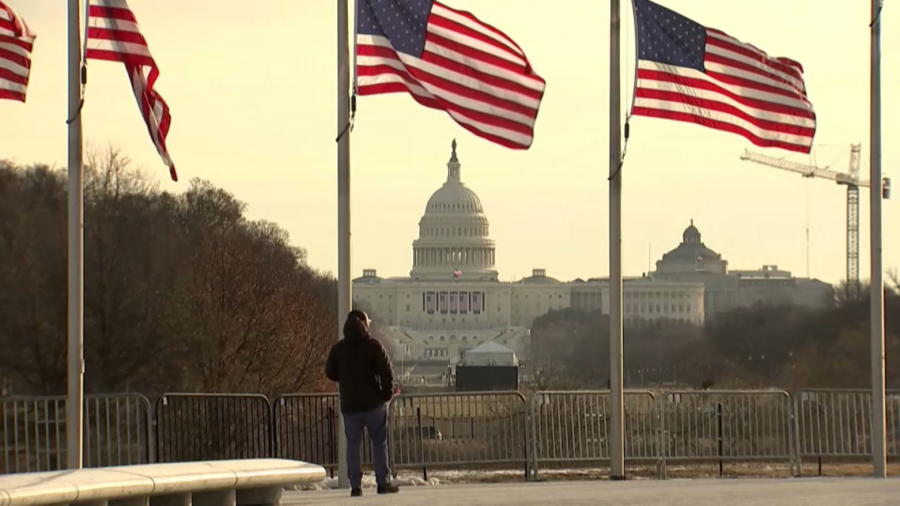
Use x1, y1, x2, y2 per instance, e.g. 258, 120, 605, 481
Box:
0, 459, 325, 506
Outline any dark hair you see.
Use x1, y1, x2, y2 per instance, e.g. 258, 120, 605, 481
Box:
343, 310, 370, 340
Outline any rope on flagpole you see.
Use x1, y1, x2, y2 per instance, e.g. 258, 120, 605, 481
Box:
66, 65, 86, 125
67, 0, 89, 124
609, 0, 640, 182
336, 91, 356, 142
337, 0, 360, 143
869, 0, 883, 27
609, 121, 630, 182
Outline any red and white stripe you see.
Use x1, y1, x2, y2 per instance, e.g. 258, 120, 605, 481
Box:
634, 28, 816, 153
356, 1, 546, 149
0, 1, 34, 103
86, 0, 177, 181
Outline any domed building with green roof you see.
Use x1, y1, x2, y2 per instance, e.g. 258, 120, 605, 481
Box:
653, 221, 833, 316
657, 221, 727, 275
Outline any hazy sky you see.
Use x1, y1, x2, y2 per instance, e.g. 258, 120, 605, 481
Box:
2, 1, 897, 285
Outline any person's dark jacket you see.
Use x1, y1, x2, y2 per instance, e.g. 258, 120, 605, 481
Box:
325, 317, 395, 414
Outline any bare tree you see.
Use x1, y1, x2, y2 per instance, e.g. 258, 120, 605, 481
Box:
0, 163, 68, 394
82, 147, 179, 393
1, 152, 337, 396
167, 182, 334, 395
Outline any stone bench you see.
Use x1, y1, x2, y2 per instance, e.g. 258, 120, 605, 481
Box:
0, 459, 325, 506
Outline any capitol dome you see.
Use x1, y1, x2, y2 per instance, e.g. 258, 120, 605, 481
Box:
410, 140, 498, 281
425, 183, 484, 214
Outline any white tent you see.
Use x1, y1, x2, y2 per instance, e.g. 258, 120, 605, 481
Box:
464, 341, 518, 367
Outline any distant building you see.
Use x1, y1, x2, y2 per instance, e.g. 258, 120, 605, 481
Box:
657, 221, 728, 275
653, 222, 834, 315
354, 141, 705, 367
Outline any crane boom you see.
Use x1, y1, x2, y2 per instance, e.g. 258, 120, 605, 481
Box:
740, 149, 870, 187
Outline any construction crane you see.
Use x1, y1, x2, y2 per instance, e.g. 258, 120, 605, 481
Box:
740, 144, 869, 298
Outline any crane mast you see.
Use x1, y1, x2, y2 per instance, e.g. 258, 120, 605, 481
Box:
847, 145, 862, 299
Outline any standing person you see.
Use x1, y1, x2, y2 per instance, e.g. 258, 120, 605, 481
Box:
325, 310, 400, 496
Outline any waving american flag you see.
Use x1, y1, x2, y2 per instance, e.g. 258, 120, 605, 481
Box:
632, 0, 816, 153
86, 0, 177, 181
0, 1, 34, 103
356, 0, 546, 149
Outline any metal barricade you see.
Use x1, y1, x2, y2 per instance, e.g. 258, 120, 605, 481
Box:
529, 391, 659, 480
388, 392, 529, 479
1, 394, 153, 474
8, 388, 899, 478
155, 393, 272, 463
794, 389, 900, 475
660, 390, 794, 474
272, 393, 373, 474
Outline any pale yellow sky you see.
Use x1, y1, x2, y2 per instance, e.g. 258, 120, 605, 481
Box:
2, 1, 897, 285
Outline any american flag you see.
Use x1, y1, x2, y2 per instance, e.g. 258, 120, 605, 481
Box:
632, 0, 816, 153
0, 1, 34, 103
356, 0, 545, 149
85, 0, 177, 181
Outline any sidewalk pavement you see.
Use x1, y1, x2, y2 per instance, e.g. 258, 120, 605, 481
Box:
284, 477, 899, 506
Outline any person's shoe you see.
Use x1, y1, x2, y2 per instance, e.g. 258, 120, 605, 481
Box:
377, 483, 400, 495
350, 488, 362, 497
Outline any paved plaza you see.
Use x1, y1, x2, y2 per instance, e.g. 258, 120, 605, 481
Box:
284, 478, 900, 506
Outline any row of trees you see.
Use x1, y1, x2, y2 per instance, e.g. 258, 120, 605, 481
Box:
531, 280, 900, 391
1, 150, 336, 397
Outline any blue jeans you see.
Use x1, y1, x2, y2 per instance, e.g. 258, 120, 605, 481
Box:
343, 404, 390, 489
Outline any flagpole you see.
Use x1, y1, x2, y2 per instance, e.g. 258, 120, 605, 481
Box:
336, 0, 352, 489
869, 0, 886, 479
608, 0, 625, 480
66, 0, 85, 471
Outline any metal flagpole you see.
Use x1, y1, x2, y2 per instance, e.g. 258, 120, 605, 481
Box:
869, 0, 886, 479
66, 0, 85, 471
337, 0, 352, 489
608, 0, 625, 480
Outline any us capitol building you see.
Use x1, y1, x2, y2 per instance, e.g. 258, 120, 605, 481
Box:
353, 141, 707, 364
